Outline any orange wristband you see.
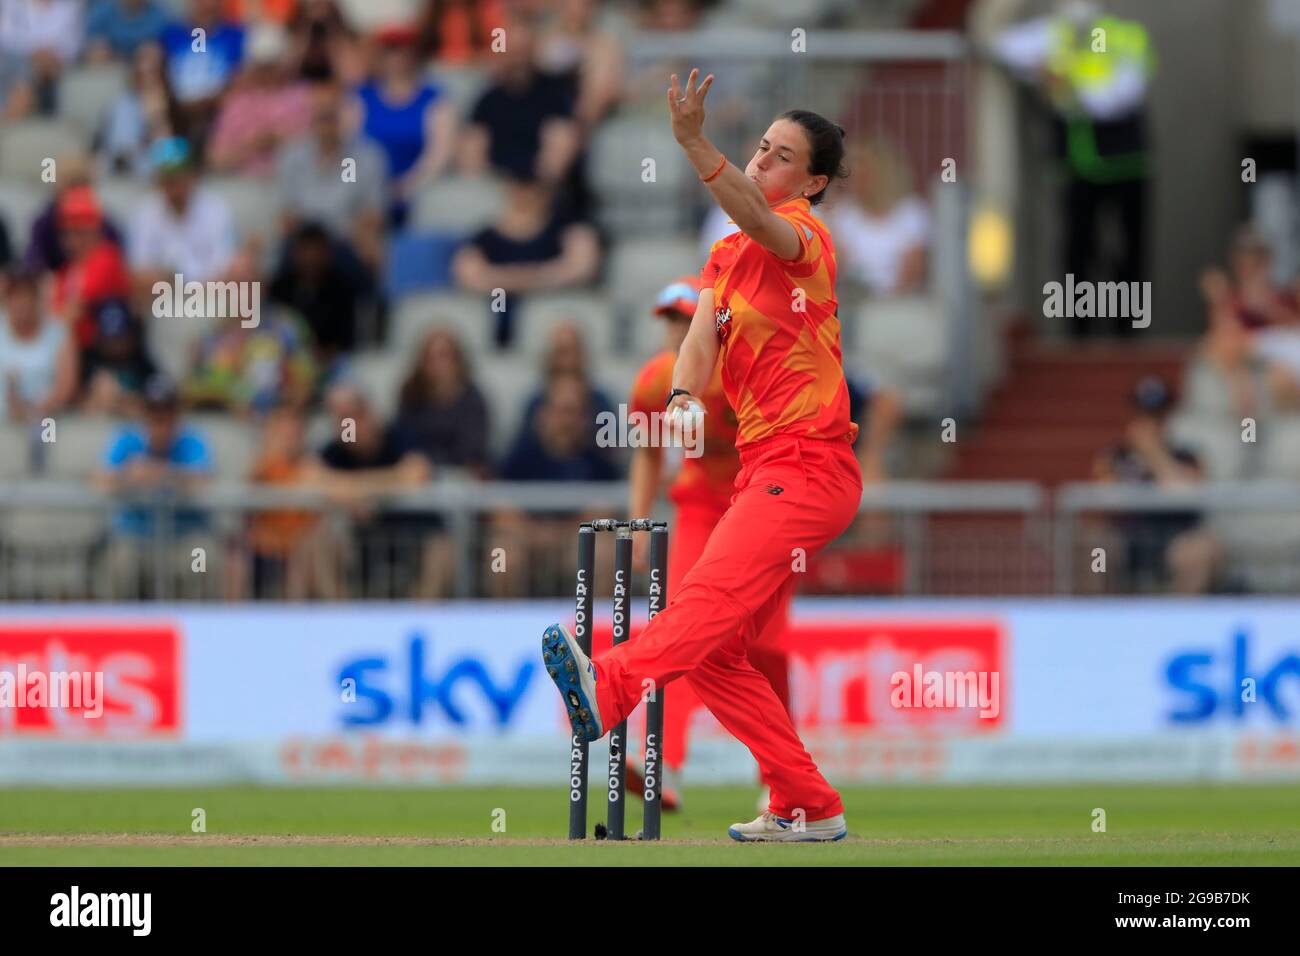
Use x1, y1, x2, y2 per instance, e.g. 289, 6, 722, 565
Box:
700, 154, 727, 183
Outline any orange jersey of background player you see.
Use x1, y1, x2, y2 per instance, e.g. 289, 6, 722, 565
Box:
630, 350, 739, 508
700, 197, 858, 447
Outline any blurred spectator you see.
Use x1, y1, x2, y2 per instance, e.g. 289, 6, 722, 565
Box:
99, 42, 184, 177
536, 0, 625, 130
49, 186, 131, 352
246, 404, 340, 599
224, 0, 297, 25
268, 221, 368, 364
416, 0, 507, 65
182, 305, 318, 416
459, 11, 580, 191
128, 137, 237, 290
848, 370, 904, 484
287, 0, 364, 85
25, 153, 124, 274
0, 218, 11, 271
1199, 227, 1300, 416
356, 25, 456, 226
160, 0, 247, 151
85, 0, 169, 62
451, 172, 599, 347
491, 372, 616, 597
500, 373, 618, 482
92, 375, 219, 599
276, 79, 386, 271
827, 138, 930, 297
392, 327, 490, 476
207, 25, 313, 177
0, 266, 77, 423
521, 319, 612, 429
0, 0, 83, 118
318, 382, 434, 597
79, 297, 158, 415
1092, 376, 1219, 594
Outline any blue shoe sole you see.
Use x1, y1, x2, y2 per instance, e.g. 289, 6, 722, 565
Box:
542, 624, 600, 743
727, 826, 848, 843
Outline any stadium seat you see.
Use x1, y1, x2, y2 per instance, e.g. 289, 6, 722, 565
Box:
428, 66, 489, 115
340, 352, 406, 421
188, 415, 258, 480
0, 176, 45, 243
1211, 511, 1300, 592
515, 292, 616, 358
385, 231, 460, 300
206, 175, 279, 248
0, 424, 32, 479
45, 416, 117, 480
607, 237, 700, 310
412, 175, 505, 233
58, 64, 128, 136
96, 176, 149, 230
847, 296, 948, 415
589, 116, 691, 234
390, 290, 495, 358
474, 353, 543, 459
1181, 358, 1237, 417
145, 311, 226, 381
0, 120, 87, 182
1165, 412, 1250, 480
1259, 415, 1300, 479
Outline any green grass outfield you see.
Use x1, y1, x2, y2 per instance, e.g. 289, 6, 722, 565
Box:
1, 784, 1297, 866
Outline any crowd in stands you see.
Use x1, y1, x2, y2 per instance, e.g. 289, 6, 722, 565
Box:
0, 0, 936, 598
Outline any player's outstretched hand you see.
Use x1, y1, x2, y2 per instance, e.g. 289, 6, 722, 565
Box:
668, 68, 714, 145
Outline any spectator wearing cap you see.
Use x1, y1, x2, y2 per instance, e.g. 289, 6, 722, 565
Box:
93, 375, 221, 598
450, 172, 599, 348
207, 25, 314, 177
1092, 376, 1219, 594
159, 0, 247, 150
80, 297, 158, 415
25, 153, 124, 274
0, 267, 78, 423
85, 0, 170, 62
0, 0, 83, 118
275, 79, 387, 273
355, 24, 457, 227
128, 137, 237, 292
50, 186, 132, 353
99, 42, 185, 178
459, 11, 581, 203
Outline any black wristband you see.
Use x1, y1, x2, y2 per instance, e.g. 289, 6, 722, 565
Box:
665, 387, 692, 409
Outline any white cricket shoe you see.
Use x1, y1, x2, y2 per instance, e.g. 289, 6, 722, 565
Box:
728, 810, 848, 843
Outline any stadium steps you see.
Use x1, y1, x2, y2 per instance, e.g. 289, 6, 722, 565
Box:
944, 339, 1191, 488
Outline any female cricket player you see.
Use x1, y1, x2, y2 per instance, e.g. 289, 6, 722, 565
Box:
624, 275, 796, 815
544, 69, 861, 842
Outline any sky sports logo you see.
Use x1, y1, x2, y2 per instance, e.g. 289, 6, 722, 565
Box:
1165, 630, 1300, 723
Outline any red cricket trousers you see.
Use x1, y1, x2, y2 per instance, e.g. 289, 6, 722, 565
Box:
595, 434, 862, 820
662, 498, 791, 772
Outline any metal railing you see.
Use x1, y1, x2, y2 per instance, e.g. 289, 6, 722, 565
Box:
3, 477, 1294, 601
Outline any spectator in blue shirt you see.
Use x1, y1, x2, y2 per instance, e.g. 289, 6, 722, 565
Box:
500, 373, 618, 482
85, 0, 170, 61
158, 0, 246, 153
94, 376, 213, 538
93, 375, 220, 597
